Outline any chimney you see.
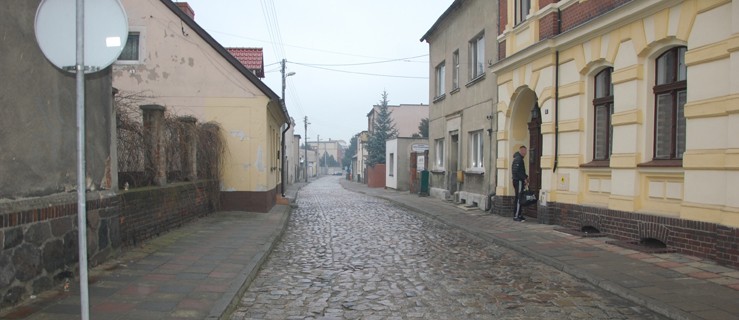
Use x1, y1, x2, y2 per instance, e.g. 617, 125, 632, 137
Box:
176, 2, 195, 20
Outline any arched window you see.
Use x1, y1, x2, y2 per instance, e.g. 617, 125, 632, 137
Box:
653, 47, 687, 160
593, 68, 614, 161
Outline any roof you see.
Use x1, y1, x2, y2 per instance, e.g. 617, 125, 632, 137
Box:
160, 0, 288, 122
227, 48, 265, 78
420, 0, 465, 42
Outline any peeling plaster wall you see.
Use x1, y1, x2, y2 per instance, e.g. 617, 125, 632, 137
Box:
113, 0, 282, 193
0, 0, 113, 200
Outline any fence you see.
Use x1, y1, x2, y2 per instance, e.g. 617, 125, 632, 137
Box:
115, 95, 225, 190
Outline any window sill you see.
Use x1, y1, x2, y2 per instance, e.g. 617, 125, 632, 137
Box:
450, 87, 460, 95
580, 160, 610, 168
432, 93, 446, 103
464, 168, 485, 175
465, 74, 485, 88
637, 159, 683, 168
430, 169, 445, 174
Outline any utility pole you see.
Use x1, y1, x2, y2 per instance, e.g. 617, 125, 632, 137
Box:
280, 59, 295, 194
317, 134, 320, 176
304, 116, 309, 182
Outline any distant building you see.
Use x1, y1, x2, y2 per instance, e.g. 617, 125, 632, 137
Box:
367, 104, 429, 138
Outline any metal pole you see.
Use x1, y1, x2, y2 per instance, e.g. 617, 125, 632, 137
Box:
75, 0, 90, 319
317, 135, 319, 176
304, 116, 308, 182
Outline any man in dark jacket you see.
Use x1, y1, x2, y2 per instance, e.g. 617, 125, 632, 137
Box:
511, 146, 528, 221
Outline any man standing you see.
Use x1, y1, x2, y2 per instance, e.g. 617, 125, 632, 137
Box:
511, 145, 528, 221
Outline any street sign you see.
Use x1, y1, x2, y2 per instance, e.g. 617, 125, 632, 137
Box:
35, 0, 128, 73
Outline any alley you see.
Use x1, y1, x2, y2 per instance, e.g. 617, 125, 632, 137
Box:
230, 177, 664, 319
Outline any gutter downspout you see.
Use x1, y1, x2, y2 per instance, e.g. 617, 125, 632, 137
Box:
281, 119, 291, 197
553, 9, 561, 173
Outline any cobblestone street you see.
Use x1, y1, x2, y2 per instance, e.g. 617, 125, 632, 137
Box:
230, 177, 664, 320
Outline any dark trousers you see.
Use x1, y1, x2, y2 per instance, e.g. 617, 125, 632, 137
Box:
512, 179, 525, 217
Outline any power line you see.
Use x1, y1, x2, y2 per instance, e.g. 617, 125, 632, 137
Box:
207, 29, 418, 61
291, 63, 429, 79
294, 54, 428, 67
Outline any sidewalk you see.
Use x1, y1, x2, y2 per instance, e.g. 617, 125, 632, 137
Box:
340, 179, 739, 320
0, 182, 308, 320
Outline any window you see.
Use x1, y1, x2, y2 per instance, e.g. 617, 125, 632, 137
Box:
435, 61, 446, 98
118, 32, 140, 61
515, 0, 531, 25
452, 50, 460, 90
435, 139, 444, 167
470, 131, 483, 168
389, 153, 395, 176
469, 33, 485, 79
653, 47, 687, 160
593, 68, 614, 161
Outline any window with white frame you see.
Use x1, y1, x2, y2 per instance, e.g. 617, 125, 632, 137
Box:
452, 50, 460, 90
435, 61, 445, 98
469, 131, 483, 168
435, 139, 444, 167
118, 32, 140, 62
469, 32, 485, 80
515, 0, 531, 25
653, 46, 687, 160
593, 67, 614, 161
389, 153, 395, 176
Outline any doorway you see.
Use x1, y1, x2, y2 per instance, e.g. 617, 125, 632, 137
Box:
528, 104, 542, 193
449, 132, 459, 195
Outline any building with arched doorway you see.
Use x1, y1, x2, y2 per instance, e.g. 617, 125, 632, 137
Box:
491, 0, 739, 268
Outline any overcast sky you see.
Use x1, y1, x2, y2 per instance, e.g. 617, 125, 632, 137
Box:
180, 0, 452, 144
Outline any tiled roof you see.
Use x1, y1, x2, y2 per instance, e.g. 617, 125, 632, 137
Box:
227, 48, 265, 78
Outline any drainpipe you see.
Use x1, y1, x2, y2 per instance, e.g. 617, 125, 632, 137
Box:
486, 112, 497, 211
553, 9, 561, 173
281, 120, 291, 197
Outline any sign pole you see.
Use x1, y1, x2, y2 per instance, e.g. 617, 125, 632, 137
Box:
75, 0, 90, 318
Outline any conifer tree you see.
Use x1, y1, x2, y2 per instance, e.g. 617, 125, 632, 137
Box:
367, 91, 398, 166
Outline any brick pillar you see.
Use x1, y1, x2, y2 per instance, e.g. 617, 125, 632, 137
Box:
140, 104, 167, 186
178, 116, 198, 181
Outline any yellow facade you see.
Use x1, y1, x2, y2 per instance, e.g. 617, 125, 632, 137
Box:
493, 0, 739, 227
113, 0, 287, 211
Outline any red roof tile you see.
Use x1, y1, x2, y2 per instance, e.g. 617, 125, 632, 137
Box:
227, 48, 265, 78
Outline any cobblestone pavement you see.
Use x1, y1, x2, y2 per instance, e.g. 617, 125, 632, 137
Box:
230, 177, 665, 320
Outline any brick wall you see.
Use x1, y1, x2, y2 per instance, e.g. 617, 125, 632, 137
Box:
499, 0, 507, 35
539, 12, 559, 40
535, 201, 739, 269
560, 0, 632, 33
0, 180, 219, 310
118, 181, 219, 247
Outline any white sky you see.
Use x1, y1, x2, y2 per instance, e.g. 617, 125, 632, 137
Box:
180, 0, 452, 144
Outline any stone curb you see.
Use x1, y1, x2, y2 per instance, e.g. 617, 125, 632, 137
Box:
341, 182, 697, 320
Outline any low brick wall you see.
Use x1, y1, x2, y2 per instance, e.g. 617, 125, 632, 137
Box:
118, 181, 219, 246
0, 180, 219, 310
494, 199, 739, 269
366, 164, 386, 188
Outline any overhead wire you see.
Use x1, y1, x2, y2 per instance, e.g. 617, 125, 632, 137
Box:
291, 62, 429, 79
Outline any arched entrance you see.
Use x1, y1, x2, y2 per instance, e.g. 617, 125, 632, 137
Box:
508, 87, 542, 217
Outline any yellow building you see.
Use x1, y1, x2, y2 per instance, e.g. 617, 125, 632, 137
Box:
113, 0, 289, 212
492, 0, 739, 267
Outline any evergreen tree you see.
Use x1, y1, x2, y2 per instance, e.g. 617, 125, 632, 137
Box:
418, 118, 429, 138
342, 134, 358, 169
367, 91, 398, 166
